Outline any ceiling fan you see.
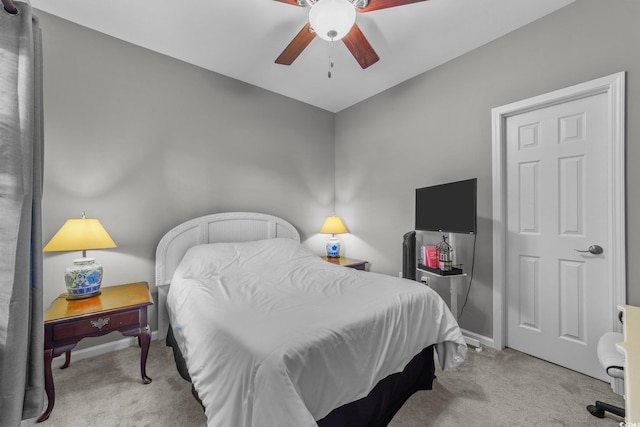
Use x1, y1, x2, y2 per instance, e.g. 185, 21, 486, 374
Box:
274, 0, 428, 70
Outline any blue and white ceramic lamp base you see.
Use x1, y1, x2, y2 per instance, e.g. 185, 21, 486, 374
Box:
65, 258, 103, 299
326, 237, 341, 258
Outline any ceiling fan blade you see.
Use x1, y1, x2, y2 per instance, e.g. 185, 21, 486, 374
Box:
272, 0, 302, 6
358, 0, 427, 13
275, 23, 317, 65
342, 23, 380, 69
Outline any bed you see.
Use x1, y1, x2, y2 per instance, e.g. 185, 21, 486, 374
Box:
155, 212, 466, 427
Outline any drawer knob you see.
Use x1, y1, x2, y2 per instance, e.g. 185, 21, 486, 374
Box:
91, 318, 109, 330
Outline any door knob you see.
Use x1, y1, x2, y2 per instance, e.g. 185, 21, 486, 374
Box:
575, 245, 603, 255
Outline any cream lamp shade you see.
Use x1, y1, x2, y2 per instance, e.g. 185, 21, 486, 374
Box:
320, 215, 348, 258
44, 214, 116, 299
43, 218, 116, 254
319, 215, 348, 235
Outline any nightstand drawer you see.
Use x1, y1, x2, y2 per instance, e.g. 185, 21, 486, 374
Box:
53, 309, 140, 341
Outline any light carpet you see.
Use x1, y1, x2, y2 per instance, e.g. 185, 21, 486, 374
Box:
24, 340, 624, 426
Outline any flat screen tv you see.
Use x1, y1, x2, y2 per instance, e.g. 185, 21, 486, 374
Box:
415, 178, 477, 234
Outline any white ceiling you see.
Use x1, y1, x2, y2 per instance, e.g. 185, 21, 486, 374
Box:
32, 0, 574, 112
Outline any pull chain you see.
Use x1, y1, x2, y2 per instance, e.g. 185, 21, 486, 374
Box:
328, 40, 334, 78
327, 30, 337, 79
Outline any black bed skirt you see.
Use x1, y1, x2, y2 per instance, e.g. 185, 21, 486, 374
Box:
166, 325, 436, 427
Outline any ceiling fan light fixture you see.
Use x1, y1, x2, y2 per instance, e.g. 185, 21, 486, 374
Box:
309, 0, 356, 41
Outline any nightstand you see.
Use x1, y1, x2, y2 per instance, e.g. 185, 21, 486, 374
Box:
321, 256, 368, 271
37, 282, 153, 422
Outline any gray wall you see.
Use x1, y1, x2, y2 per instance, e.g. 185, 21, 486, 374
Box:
38, 11, 335, 335
334, 0, 640, 338
37, 0, 640, 344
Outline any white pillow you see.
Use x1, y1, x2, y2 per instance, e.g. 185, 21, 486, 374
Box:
173, 238, 315, 280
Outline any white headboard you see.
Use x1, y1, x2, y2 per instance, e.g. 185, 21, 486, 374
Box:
155, 212, 300, 338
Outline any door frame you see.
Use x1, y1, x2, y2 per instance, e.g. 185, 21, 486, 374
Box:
491, 72, 626, 350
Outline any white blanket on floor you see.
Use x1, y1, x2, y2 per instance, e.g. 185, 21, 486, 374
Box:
167, 238, 466, 427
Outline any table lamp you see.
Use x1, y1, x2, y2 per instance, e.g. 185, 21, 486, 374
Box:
43, 213, 117, 299
320, 215, 348, 258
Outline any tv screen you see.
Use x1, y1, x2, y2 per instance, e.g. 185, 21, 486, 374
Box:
415, 178, 477, 234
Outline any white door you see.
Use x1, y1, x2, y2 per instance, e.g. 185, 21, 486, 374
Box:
502, 82, 623, 380
505, 92, 610, 379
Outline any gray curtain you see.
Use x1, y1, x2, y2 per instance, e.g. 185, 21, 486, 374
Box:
0, 1, 45, 425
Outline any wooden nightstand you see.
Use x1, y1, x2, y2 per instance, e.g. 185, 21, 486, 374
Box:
321, 256, 368, 270
37, 282, 153, 422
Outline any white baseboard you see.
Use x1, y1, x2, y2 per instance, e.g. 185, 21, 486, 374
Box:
51, 331, 159, 369
460, 328, 494, 349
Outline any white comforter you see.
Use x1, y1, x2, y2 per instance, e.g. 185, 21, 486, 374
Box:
167, 238, 466, 427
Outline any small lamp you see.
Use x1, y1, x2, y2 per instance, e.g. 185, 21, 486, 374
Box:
320, 215, 348, 258
43, 213, 117, 299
